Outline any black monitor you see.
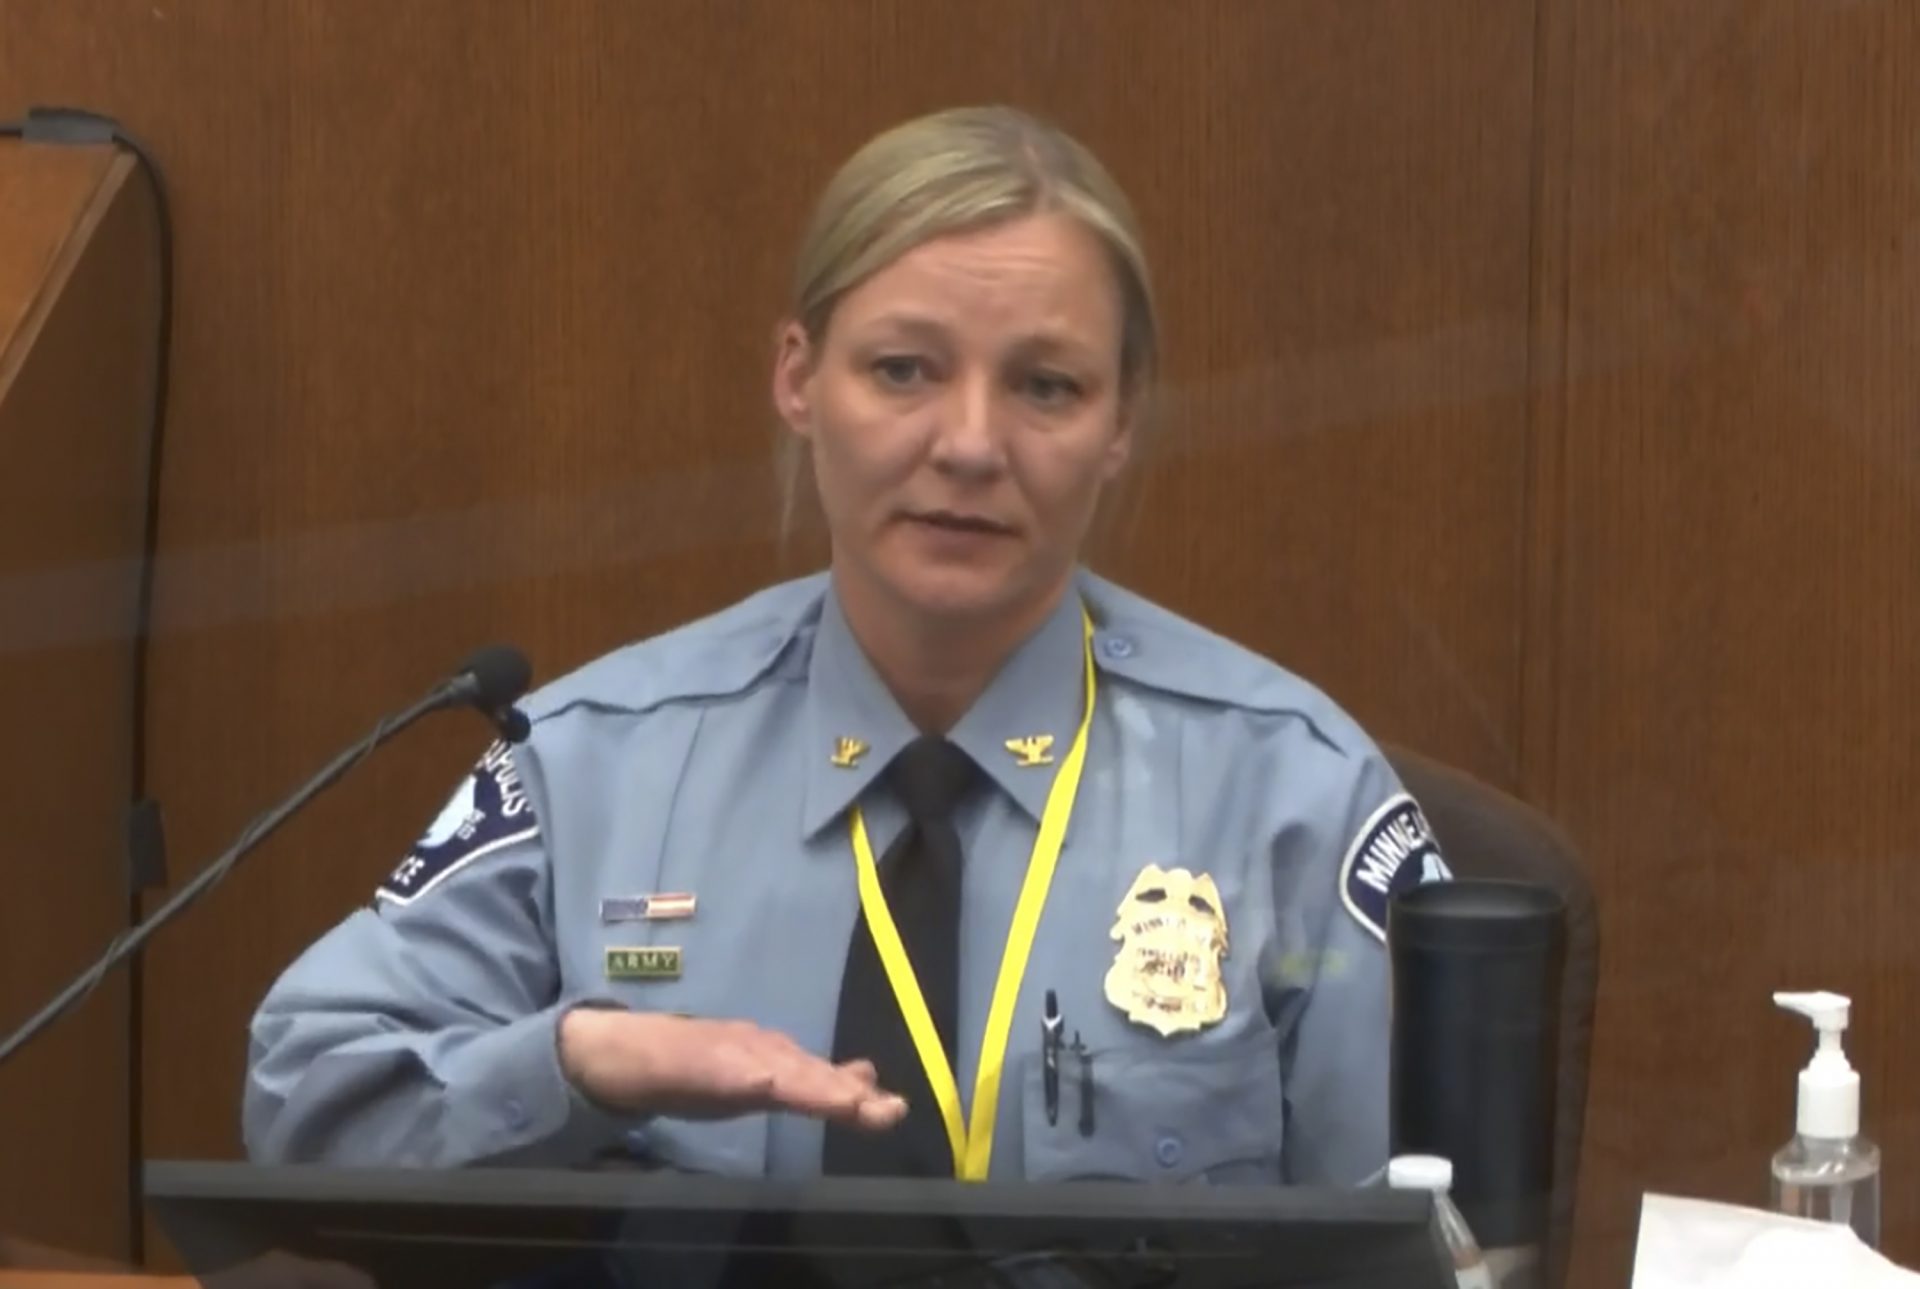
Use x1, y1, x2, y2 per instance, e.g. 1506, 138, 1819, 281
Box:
144, 1161, 1457, 1289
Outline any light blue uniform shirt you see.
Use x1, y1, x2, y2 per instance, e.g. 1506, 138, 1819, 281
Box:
244, 570, 1448, 1185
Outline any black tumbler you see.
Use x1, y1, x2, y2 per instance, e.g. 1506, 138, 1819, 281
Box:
1388, 878, 1566, 1260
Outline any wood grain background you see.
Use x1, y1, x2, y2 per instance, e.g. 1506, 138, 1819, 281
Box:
0, 144, 152, 1259
0, 2, 1914, 1285
1541, 0, 1920, 1266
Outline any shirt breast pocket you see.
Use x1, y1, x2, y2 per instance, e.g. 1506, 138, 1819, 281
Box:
1020, 1029, 1284, 1184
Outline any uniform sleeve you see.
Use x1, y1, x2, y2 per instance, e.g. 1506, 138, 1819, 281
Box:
242, 738, 625, 1167
1266, 748, 1450, 1186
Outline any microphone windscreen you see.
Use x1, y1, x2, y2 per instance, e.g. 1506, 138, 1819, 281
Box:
459, 644, 533, 710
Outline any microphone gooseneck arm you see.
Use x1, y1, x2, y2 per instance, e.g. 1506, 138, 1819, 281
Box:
0, 652, 531, 1071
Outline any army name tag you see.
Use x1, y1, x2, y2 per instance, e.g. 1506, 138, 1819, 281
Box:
605, 946, 682, 981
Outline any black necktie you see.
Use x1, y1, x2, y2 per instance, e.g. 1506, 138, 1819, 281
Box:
822, 735, 975, 1176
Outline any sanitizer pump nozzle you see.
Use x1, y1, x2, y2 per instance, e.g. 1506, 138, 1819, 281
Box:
1773, 991, 1858, 1138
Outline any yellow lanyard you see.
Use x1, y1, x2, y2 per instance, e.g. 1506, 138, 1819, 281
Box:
846, 607, 1096, 1181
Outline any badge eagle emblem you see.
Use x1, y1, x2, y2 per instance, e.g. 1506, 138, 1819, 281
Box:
1103, 864, 1230, 1036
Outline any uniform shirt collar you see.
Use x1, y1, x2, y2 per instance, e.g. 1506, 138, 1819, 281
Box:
801, 576, 1088, 840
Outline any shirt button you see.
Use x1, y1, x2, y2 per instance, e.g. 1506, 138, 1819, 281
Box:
504, 1097, 530, 1131
1155, 1135, 1184, 1169
1100, 635, 1136, 661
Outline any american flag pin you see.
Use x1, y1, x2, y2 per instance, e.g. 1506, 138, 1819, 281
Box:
600, 892, 697, 924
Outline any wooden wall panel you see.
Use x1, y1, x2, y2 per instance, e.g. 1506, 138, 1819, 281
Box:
0, 2, 1542, 1233
1543, 3, 1920, 1284
0, 0, 1541, 1270
0, 145, 156, 1260
1106, 1, 1538, 787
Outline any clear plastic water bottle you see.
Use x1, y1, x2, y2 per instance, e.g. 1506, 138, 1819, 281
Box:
1389, 1154, 1495, 1289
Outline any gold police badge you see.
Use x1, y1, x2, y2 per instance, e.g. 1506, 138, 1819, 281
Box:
1103, 864, 1230, 1036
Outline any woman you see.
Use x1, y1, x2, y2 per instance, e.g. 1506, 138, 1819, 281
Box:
244, 105, 1447, 1187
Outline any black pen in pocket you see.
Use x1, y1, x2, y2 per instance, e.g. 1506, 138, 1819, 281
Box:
1071, 1031, 1094, 1137
1042, 989, 1063, 1126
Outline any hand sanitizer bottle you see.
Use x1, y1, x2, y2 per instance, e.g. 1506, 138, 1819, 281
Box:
1770, 990, 1881, 1248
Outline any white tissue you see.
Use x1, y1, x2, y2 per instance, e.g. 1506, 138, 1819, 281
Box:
1632, 1194, 1920, 1289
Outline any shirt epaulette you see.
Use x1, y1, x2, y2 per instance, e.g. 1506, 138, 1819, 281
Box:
1077, 571, 1377, 761
524, 573, 828, 726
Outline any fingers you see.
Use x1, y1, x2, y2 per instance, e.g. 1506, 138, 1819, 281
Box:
836, 1057, 880, 1087
852, 1088, 910, 1131
738, 1032, 907, 1127
763, 1044, 879, 1114
621, 1015, 914, 1130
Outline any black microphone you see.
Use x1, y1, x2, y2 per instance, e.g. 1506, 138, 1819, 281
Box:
0, 644, 535, 1071
437, 644, 533, 744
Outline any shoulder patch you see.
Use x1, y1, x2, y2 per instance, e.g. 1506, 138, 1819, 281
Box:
376, 741, 539, 907
1338, 793, 1451, 943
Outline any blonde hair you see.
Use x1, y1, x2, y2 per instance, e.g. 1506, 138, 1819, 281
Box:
778, 105, 1161, 544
